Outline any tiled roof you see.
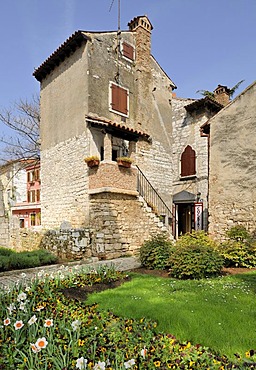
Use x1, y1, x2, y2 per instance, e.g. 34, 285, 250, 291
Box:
185, 96, 223, 112
33, 31, 91, 82
86, 114, 150, 140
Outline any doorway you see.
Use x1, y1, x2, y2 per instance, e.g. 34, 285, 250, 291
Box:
177, 203, 194, 235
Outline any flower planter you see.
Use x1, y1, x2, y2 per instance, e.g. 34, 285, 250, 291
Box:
86, 159, 100, 168
117, 160, 131, 168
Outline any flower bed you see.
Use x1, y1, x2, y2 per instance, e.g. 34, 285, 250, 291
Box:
0, 265, 255, 369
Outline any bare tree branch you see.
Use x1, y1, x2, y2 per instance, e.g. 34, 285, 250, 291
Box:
0, 95, 40, 165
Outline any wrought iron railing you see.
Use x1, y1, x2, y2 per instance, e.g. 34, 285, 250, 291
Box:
136, 166, 173, 229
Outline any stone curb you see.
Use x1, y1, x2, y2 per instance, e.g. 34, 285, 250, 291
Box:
0, 256, 141, 290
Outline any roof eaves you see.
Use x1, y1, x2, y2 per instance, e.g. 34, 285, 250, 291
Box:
86, 114, 150, 140
33, 31, 91, 82
185, 96, 223, 112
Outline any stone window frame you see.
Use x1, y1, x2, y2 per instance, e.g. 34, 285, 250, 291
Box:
109, 82, 129, 118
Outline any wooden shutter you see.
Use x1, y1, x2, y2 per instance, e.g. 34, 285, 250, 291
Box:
181, 145, 196, 177
122, 42, 134, 60
111, 83, 128, 115
36, 189, 40, 202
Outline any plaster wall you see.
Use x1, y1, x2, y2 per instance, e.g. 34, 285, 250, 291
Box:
209, 82, 256, 239
39, 44, 91, 228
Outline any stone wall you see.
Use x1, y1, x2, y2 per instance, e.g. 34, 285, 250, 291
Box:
0, 180, 9, 247
89, 191, 170, 259
171, 97, 209, 228
208, 81, 256, 239
40, 228, 91, 260
40, 134, 90, 229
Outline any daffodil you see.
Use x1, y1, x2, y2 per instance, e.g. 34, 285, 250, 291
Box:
14, 320, 24, 330
124, 359, 135, 368
44, 319, 53, 327
28, 315, 37, 326
35, 337, 48, 349
3, 318, 10, 326
76, 356, 88, 369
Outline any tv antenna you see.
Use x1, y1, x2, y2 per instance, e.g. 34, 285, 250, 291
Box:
109, 0, 121, 84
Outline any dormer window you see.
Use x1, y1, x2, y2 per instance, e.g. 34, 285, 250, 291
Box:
180, 145, 196, 178
121, 41, 135, 61
109, 82, 129, 117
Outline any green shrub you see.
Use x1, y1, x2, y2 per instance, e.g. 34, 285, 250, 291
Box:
226, 225, 252, 242
9, 252, 41, 270
140, 233, 173, 270
219, 226, 256, 268
0, 256, 10, 272
33, 249, 58, 265
219, 225, 256, 268
220, 241, 256, 268
168, 231, 224, 279
0, 247, 15, 257
0, 249, 58, 271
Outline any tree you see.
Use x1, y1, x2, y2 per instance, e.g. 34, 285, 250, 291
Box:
0, 95, 40, 166
196, 80, 244, 100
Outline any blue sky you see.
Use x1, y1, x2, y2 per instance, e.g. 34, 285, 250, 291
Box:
0, 0, 255, 112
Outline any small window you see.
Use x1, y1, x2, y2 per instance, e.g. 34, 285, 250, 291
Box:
122, 41, 134, 61
180, 145, 196, 177
109, 82, 129, 117
30, 213, 36, 226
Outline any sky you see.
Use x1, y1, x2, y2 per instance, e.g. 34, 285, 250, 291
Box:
0, 0, 255, 112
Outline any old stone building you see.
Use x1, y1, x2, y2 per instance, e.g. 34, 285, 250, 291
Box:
31, 14, 253, 258
207, 81, 256, 239
33, 15, 178, 258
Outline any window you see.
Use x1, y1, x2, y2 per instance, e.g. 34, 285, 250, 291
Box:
180, 145, 196, 177
27, 190, 36, 203
121, 41, 135, 61
30, 213, 36, 226
109, 82, 129, 117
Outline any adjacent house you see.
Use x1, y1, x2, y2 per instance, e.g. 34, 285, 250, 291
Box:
11, 162, 41, 228
206, 81, 256, 239
0, 160, 41, 248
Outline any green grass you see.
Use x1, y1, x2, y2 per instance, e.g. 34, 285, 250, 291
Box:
86, 271, 256, 359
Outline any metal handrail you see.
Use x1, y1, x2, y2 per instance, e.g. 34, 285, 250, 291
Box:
136, 166, 172, 228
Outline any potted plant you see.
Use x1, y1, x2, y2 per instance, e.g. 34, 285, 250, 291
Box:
116, 156, 133, 168
84, 155, 100, 168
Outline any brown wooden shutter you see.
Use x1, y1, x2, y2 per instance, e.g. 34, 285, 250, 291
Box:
36, 189, 40, 202
122, 42, 134, 60
111, 83, 128, 115
27, 191, 30, 203
181, 145, 196, 177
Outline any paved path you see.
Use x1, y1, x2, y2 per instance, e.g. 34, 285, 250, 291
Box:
0, 256, 141, 290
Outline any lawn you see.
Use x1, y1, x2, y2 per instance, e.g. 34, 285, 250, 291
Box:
0, 265, 256, 369
86, 270, 256, 360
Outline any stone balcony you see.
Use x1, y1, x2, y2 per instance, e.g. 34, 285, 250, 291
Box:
88, 161, 138, 196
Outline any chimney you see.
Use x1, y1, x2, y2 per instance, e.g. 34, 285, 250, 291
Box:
128, 15, 153, 70
214, 85, 230, 106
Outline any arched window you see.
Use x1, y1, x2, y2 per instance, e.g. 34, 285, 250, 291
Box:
181, 145, 196, 177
